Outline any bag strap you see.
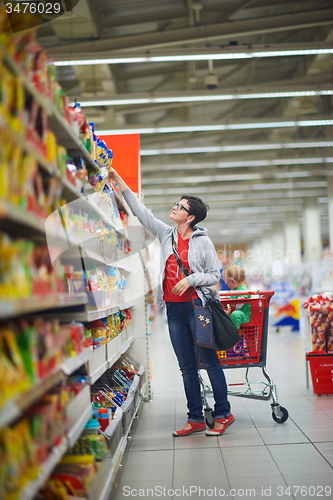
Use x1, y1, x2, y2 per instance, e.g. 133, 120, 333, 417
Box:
171, 232, 196, 307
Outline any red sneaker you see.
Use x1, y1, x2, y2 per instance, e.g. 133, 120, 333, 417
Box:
205, 414, 235, 436
172, 421, 206, 437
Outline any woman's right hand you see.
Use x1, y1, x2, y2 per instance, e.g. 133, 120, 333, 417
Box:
108, 167, 120, 183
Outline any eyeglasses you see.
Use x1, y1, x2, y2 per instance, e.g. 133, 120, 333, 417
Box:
174, 202, 190, 213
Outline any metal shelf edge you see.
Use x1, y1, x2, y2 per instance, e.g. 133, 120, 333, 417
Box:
62, 348, 94, 376
19, 437, 68, 500
67, 400, 93, 447
88, 395, 142, 500
0, 293, 87, 319
120, 336, 134, 355
89, 361, 108, 385
0, 346, 94, 430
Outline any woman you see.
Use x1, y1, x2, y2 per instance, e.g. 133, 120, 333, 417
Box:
109, 168, 234, 437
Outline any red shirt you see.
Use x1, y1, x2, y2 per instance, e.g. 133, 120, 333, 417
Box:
163, 233, 199, 302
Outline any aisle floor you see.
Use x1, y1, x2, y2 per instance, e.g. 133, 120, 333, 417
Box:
113, 311, 333, 500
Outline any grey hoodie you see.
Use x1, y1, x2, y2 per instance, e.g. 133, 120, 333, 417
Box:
122, 188, 220, 306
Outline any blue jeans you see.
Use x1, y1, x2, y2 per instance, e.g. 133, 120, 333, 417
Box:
166, 298, 230, 423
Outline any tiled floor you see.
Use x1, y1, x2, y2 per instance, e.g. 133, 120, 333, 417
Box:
113, 310, 333, 500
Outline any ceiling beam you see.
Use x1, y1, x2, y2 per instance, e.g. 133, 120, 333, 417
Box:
47, 8, 333, 55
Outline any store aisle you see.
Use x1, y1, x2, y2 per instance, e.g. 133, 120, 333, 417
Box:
113, 311, 333, 500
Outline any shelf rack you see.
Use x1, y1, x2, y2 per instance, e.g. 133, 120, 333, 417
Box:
18, 384, 93, 500
0, 346, 94, 431
0, 293, 88, 320
88, 365, 145, 500
1, 38, 150, 500
1, 43, 99, 174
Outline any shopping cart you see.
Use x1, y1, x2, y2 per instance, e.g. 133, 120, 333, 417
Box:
199, 290, 289, 427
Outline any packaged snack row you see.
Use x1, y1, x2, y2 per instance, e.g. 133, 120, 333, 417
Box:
0, 376, 88, 500
0, 319, 89, 409
86, 309, 132, 349
32, 361, 138, 499
0, 233, 69, 299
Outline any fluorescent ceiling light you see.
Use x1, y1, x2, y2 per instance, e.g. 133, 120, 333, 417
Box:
143, 157, 333, 170
237, 206, 268, 213
142, 173, 262, 185
142, 175, 328, 187
252, 181, 327, 190
53, 44, 333, 66
273, 171, 311, 178
97, 120, 333, 136
79, 90, 333, 108
141, 144, 333, 156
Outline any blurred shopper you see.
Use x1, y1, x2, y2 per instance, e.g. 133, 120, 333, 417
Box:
108, 167, 234, 437
218, 250, 233, 291
223, 265, 251, 329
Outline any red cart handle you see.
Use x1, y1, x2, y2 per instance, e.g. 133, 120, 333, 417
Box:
219, 290, 275, 298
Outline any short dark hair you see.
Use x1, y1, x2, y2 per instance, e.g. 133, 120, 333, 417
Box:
180, 195, 209, 228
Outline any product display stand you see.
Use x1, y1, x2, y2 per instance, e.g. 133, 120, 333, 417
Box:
0, 30, 150, 500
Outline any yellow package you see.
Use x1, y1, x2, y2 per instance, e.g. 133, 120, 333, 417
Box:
8, 143, 24, 206
0, 328, 30, 404
46, 131, 57, 164
0, 131, 12, 199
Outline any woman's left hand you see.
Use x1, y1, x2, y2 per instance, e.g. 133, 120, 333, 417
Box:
172, 277, 190, 296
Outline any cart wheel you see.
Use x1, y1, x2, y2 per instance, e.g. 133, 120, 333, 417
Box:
272, 406, 289, 424
204, 407, 214, 429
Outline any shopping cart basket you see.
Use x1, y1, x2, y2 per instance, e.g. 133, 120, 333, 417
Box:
199, 290, 289, 426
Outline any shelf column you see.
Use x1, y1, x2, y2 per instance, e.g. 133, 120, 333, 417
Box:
303, 197, 323, 263
284, 210, 302, 264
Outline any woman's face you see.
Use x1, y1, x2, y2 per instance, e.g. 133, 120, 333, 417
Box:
169, 199, 192, 225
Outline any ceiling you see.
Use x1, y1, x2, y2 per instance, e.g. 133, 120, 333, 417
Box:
37, 0, 333, 246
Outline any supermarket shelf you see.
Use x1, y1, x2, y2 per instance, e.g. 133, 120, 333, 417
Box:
19, 437, 68, 500
0, 118, 58, 177
88, 385, 142, 500
50, 106, 98, 172
120, 301, 135, 310
106, 331, 134, 368
50, 300, 134, 323
67, 401, 92, 447
0, 369, 65, 431
0, 199, 46, 238
0, 293, 88, 319
61, 178, 95, 200
62, 348, 94, 376
2, 45, 98, 173
88, 345, 108, 385
86, 306, 120, 322
89, 360, 108, 385
120, 335, 134, 355
66, 385, 93, 447
0, 345, 93, 431
0, 200, 81, 244
18, 386, 92, 500
55, 182, 129, 248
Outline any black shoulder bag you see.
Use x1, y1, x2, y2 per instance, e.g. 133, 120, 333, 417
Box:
171, 234, 240, 351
